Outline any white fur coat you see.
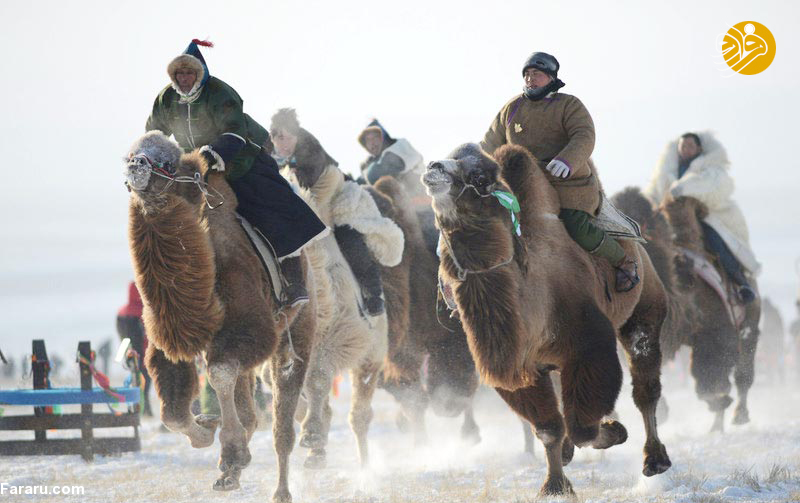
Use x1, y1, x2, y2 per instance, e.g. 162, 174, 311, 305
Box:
643, 131, 760, 275
284, 164, 404, 267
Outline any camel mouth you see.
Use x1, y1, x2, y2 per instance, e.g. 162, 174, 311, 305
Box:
422, 162, 454, 196
126, 162, 152, 192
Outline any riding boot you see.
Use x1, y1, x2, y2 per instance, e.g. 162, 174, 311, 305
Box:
334, 225, 385, 316
279, 256, 309, 308
700, 222, 757, 304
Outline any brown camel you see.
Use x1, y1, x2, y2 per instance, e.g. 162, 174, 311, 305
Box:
125, 131, 316, 503
423, 143, 671, 496
614, 188, 760, 431
367, 177, 481, 445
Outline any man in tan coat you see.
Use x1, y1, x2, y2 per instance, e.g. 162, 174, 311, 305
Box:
481, 52, 638, 292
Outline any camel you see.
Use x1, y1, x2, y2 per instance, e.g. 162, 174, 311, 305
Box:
366, 177, 482, 445
422, 143, 671, 496
281, 163, 391, 471
613, 188, 760, 431
125, 131, 316, 503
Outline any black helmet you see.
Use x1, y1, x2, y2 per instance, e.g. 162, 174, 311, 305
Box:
522, 52, 560, 78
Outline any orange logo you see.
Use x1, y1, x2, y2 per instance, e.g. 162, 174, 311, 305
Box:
721, 21, 776, 75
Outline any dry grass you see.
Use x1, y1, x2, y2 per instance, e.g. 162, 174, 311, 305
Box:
668, 467, 709, 491
728, 466, 761, 492
692, 494, 724, 503
764, 462, 793, 484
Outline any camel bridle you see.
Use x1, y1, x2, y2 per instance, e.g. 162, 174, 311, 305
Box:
436, 177, 515, 281
128, 153, 224, 209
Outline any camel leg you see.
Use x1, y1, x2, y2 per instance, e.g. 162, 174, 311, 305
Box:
460, 405, 481, 445
560, 310, 625, 449
495, 374, 574, 496
207, 358, 249, 491
269, 348, 310, 503
733, 305, 760, 426
618, 317, 672, 476
522, 418, 535, 456
381, 375, 428, 444
350, 361, 381, 469
300, 354, 335, 469
690, 323, 737, 432
146, 346, 217, 448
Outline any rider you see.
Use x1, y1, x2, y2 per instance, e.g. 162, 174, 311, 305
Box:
145, 40, 326, 307
270, 108, 397, 317
481, 51, 639, 292
644, 132, 759, 304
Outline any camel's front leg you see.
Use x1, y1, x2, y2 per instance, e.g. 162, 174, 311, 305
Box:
733, 302, 760, 425
146, 346, 218, 448
350, 361, 381, 468
207, 360, 249, 491
300, 355, 335, 469
495, 374, 574, 496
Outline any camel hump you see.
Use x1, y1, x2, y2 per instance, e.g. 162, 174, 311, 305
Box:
181, 151, 206, 175
493, 144, 535, 175
373, 176, 409, 211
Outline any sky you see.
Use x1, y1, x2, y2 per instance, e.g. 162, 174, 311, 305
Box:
1, 0, 799, 358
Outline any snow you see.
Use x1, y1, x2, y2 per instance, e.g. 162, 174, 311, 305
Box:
2, 364, 800, 503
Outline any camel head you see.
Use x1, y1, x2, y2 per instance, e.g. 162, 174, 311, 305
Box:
125, 131, 210, 208
422, 143, 511, 228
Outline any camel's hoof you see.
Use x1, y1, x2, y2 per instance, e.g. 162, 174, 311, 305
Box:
561, 437, 575, 466
592, 419, 628, 449
732, 406, 750, 425
213, 469, 241, 491
273, 487, 292, 503
219, 442, 251, 472
304, 450, 327, 470
299, 431, 325, 449
643, 442, 672, 476
539, 474, 574, 496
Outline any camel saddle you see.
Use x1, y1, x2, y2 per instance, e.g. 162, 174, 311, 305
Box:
591, 193, 646, 243
236, 214, 283, 303
679, 247, 746, 329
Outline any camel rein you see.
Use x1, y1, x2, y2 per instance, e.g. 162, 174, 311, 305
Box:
132, 154, 224, 209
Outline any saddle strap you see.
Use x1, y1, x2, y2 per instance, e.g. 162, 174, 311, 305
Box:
238, 215, 283, 303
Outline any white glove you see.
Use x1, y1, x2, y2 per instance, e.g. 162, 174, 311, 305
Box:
545, 159, 571, 179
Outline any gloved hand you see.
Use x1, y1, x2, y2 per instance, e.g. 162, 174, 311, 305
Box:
200, 148, 225, 172
545, 159, 571, 178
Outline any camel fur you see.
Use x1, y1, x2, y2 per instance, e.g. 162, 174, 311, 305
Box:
281, 162, 389, 470
658, 193, 761, 430
367, 176, 481, 445
126, 131, 316, 503
423, 143, 671, 496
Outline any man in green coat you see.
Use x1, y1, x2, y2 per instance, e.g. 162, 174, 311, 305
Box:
146, 40, 327, 306
481, 52, 638, 292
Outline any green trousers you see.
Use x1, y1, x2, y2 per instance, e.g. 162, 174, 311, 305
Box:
559, 209, 625, 266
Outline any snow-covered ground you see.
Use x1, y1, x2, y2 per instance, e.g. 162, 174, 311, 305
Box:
1, 363, 799, 503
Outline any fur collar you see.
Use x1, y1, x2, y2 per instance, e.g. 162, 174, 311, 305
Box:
655, 131, 730, 179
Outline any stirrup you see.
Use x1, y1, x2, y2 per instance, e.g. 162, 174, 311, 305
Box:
615, 259, 640, 293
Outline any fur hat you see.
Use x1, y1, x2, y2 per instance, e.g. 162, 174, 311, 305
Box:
357, 118, 394, 150
270, 108, 301, 137
167, 39, 213, 97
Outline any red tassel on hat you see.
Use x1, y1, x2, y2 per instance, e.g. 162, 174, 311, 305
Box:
192, 39, 214, 48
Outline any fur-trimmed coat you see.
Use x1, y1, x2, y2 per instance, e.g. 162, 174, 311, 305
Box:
643, 131, 760, 275
481, 92, 602, 214
282, 164, 404, 268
